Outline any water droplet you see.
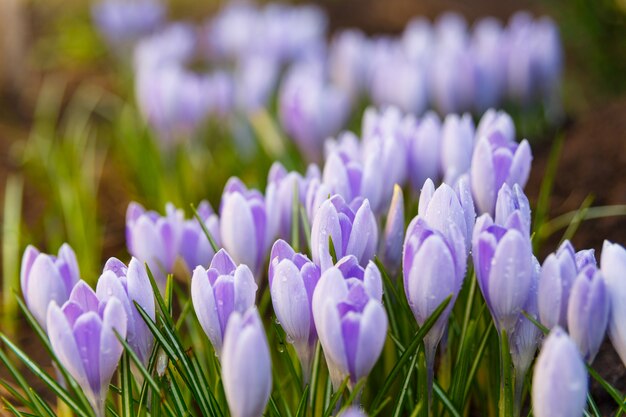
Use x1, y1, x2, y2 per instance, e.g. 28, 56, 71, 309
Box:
277, 343, 285, 353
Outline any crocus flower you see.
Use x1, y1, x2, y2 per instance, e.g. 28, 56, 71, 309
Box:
47, 281, 127, 417
470, 19, 506, 112
268, 240, 321, 379
311, 195, 378, 272
339, 407, 368, 417
532, 327, 587, 417
418, 178, 475, 252
329, 29, 370, 99
96, 257, 155, 365
600, 241, 626, 366
475, 108, 515, 144
279, 62, 351, 163
440, 113, 475, 186
380, 185, 405, 274
221, 308, 272, 417
20, 244, 80, 330
429, 42, 475, 115
403, 217, 466, 383
472, 213, 534, 333
220, 178, 269, 278
537, 240, 578, 330
407, 111, 442, 188
494, 183, 531, 235
312, 261, 387, 387
126, 201, 220, 292
470, 126, 532, 215
575, 249, 596, 271
567, 265, 609, 362
322, 147, 363, 205
191, 249, 258, 356
92, 0, 164, 49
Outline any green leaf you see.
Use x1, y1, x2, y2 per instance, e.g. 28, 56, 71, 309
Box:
120, 351, 133, 417
322, 377, 349, 417
309, 343, 323, 415
560, 194, 595, 244
391, 346, 419, 417
328, 236, 338, 265
299, 205, 312, 253
498, 330, 514, 417
370, 295, 452, 411
434, 381, 462, 417
295, 385, 310, 417
190, 203, 220, 253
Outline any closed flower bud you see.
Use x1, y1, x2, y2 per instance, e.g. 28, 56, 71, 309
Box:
20, 244, 80, 330
191, 249, 258, 356
407, 111, 442, 188
472, 214, 533, 333
311, 195, 378, 272
532, 327, 587, 417
322, 149, 363, 205
47, 281, 127, 417
475, 108, 515, 144
495, 183, 531, 235
471, 128, 532, 215
221, 308, 272, 417
96, 257, 156, 365
441, 113, 475, 186
380, 185, 405, 274
92, 0, 164, 49
538, 240, 578, 330
312, 264, 387, 387
567, 265, 609, 363
220, 178, 269, 278
269, 240, 321, 379
403, 217, 466, 379
600, 241, 626, 366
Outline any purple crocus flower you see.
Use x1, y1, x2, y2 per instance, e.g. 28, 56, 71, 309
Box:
470, 126, 532, 215
329, 29, 370, 99
96, 257, 155, 365
312, 260, 387, 387
472, 213, 534, 333
567, 265, 609, 363
418, 178, 475, 253
537, 240, 578, 330
265, 162, 320, 243
221, 308, 272, 417
126, 201, 220, 292
220, 178, 269, 279
575, 249, 596, 271
268, 240, 321, 380
380, 185, 405, 275
475, 108, 515, 144
494, 183, 531, 235
600, 241, 626, 366
339, 407, 368, 417
310, 195, 378, 272
429, 41, 475, 115
279, 62, 351, 163
470, 19, 506, 112
234, 53, 279, 112
92, 0, 165, 49
440, 113, 475, 186
47, 281, 127, 417
403, 217, 466, 384
407, 111, 442, 189
322, 146, 363, 205
20, 244, 80, 330
191, 249, 258, 356
531, 327, 587, 417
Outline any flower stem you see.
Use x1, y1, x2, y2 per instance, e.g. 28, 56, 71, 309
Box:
498, 330, 514, 417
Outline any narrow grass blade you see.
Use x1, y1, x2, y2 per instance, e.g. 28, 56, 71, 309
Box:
434, 381, 462, 417
322, 377, 349, 417
295, 385, 310, 417
190, 204, 220, 253
392, 346, 419, 417
120, 352, 133, 417
2, 175, 23, 335
560, 194, 595, 244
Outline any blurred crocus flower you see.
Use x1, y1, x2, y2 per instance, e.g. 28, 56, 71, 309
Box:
279, 62, 351, 163
20, 244, 80, 330
221, 308, 271, 417
532, 327, 587, 417
403, 217, 466, 384
475, 108, 515, 144
191, 249, 258, 356
470, 127, 532, 215
380, 185, 405, 274
440, 113, 475, 186
96, 257, 155, 365
92, 0, 165, 49
407, 111, 442, 189
47, 281, 127, 417
312, 261, 387, 387
418, 178, 475, 252
266, 162, 320, 243
268, 240, 321, 379
402, 17, 434, 66
429, 42, 475, 115
234, 53, 279, 113
370, 49, 428, 116
470, 19, 506, 112
494, 183, 531, 235
220, 178, 269, 278
311, 195, 378, 272
537, 240, 578, 330
322, 141, 363, 204
600, 241, 626, 366
575, 249, 596, 270
567, 265, 609, 362
339, 407, 368, 417
126, 201, 220, 292
329, 30, 370, 99
472, 213, 534, 333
